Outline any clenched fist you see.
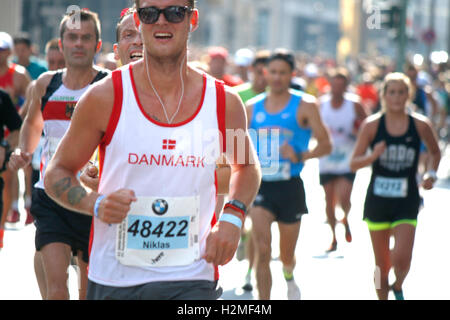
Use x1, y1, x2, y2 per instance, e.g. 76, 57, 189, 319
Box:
8, 149, 33, 171
96, 189, 137, 224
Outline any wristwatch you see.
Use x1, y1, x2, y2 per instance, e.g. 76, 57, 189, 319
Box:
0, 140, 10, 150
223, 199, 247, 217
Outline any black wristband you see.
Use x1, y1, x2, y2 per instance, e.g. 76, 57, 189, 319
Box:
224, 200, 247, 217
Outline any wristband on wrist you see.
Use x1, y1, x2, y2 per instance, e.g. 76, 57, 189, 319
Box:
424, 170, 438, 182
94, 195, 105, 218
219, 213, 242, 229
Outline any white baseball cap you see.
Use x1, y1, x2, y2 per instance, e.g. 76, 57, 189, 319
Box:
304, 63, 318, 78
234, 48, 254, 67
0, 32, 13, 50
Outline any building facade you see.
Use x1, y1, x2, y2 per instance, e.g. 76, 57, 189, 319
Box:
19, 0, 131, 53
194, 0, 341, 57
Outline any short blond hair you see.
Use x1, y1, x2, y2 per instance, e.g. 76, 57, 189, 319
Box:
380, 72, 414, 112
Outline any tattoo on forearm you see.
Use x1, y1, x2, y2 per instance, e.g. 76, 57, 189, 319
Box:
67, 186, 87, 206
53, 177, 71, 198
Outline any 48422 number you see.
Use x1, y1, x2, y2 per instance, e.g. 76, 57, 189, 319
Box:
127, 219, 189, 239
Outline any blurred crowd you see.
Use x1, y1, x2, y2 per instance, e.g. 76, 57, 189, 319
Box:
1, 27, 449, 230
3, 30, 449, 126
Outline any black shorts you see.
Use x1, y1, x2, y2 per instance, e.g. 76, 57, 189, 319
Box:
363, 181, 420, 229
319, 173, 356, 186
31, 188, 92, 263
252, 176, 308, 224
31, 169, 40, 190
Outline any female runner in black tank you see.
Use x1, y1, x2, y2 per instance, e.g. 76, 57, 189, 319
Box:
350, 73, 441, 300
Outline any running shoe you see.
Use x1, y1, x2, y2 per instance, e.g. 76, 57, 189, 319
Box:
242, 272, 253, 291
286, 279, 301, 300
25, 207, 34, 225
0, 228, 4, 249
6, 209, 20, 223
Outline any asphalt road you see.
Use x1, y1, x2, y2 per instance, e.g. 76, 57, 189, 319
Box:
1, 151, 449, 300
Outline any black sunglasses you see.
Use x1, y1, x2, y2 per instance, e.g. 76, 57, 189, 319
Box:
137, 6, 193, 24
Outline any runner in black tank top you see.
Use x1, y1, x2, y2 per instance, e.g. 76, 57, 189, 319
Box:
350, 73, 441, 300
363, 113, 421, 224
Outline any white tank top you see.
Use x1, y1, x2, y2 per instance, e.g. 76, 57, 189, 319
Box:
319, 93, 359, 174
88, 63, 226, 287
37, 70, 109, 189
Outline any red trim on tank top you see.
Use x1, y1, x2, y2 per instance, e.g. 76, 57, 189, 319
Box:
100, 69, 123, 146
88, 217, 95, 267
211, 171, 219, 281
129, 63, 207, 128
215, 80, 226, 153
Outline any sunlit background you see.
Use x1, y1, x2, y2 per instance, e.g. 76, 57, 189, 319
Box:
0, 0, 448, 68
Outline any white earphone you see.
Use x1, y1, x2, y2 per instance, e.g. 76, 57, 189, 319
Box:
189, 24, 193, 32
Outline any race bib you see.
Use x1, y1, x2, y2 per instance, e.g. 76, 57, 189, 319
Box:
116, 196, 200, 268
373, 176, 408, 198
320, 144, 354, 173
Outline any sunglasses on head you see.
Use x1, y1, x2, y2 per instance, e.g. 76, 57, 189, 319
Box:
137, 6, 193, 24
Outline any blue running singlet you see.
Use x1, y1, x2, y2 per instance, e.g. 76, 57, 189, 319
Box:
249, 90, 311, 181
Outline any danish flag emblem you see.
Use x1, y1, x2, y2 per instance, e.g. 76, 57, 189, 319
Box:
162, 139, 176, 150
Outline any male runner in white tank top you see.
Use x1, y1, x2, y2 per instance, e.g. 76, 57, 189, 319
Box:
44, 0, 261, 300
9, 9, 108, 300
318, 68, 368, 252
